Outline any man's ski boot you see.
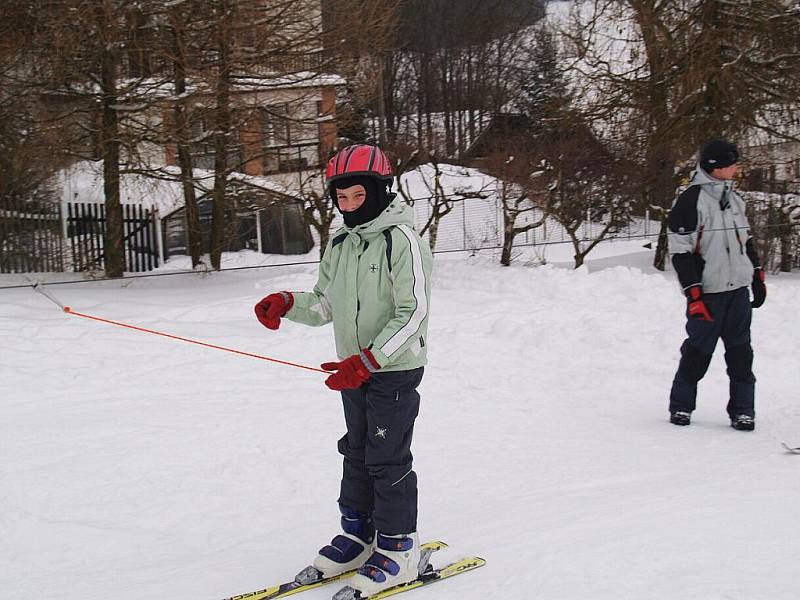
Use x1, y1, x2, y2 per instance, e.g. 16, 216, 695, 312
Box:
294, 505, 374, 584
670, 411, 692, 426
332, 532, 421, 599
730, 414, 755, 431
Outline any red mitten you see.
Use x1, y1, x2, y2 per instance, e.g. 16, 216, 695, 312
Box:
685, 285, 713, 321
321, 349, 381, 391
254, 292, 294, 330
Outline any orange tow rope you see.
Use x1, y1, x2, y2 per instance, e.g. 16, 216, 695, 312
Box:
29, 280, 326, 374
62, 306, 328, 374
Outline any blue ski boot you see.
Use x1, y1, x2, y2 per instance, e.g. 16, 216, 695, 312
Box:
295, 505, 374, 584
332, 532, 420, 598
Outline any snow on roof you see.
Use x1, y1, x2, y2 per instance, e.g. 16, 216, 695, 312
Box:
54, 161, 324, 216
398, 163, 500, 199
56, 161, 184, 215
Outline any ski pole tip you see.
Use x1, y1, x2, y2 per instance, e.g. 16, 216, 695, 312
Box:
63, 306, 71, 313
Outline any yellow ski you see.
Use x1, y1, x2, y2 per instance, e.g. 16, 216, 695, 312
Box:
222, 541, 449, 600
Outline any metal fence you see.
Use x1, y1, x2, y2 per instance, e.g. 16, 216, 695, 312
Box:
403, 195, 660, 254
1, 192, 797, 277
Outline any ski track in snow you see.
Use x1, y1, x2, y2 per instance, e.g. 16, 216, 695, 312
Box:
2, 253, 800, 600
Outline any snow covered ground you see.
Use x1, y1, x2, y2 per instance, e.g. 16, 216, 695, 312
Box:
2, 248, 800, 600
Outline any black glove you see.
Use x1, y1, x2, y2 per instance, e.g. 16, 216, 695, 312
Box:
751, 268, 766, 308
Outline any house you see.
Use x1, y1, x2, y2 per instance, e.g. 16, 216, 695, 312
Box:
742, 139, 800, 194
36, 0, 344, 268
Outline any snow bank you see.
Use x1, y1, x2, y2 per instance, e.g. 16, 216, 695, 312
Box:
2, 254, 799, 600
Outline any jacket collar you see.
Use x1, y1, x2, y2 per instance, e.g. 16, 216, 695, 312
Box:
342, 199, 413, 241
691, 167, 735, 193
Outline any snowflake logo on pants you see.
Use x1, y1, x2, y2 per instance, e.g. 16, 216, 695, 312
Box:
375, 426, 387, 439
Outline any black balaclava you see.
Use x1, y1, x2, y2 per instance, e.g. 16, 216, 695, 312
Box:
331, 175, 392, 228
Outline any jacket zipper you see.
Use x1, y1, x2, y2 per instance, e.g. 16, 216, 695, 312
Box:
354, 239, 367, 348
720, 193, 734, 286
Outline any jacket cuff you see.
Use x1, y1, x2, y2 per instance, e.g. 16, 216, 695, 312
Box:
360, 348, 381, 373
280, 291, 294, 314
684, 285, 703, 301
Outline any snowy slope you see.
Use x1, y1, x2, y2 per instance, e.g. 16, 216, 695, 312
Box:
2, 252, 800, 600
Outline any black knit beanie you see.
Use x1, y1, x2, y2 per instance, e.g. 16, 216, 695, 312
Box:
700, 139, 740, 173
330, 175, 392, 227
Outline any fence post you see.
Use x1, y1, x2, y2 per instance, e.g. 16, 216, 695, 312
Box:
60, 201, 69, 269
462, 199, 467, 251
255, 209, 263, 253
153, 208, 165, 266
495, 196, 500, 247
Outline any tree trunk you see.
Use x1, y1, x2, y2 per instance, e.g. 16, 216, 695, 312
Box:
646, 149, 677, 274
100, 32, 124, 278
466, 47, 475, 148
428, 215, 439, 252
500, 215, 515, 266
780, 215, 793, 273
423, 57, 433, 153
441, 50, 453, 157
416, 54, 424, 149
210, 1, 232, 271
382, 53, 395, 146
171, 11, 202, 268
650, 218, 668, 271
316, 212, 334, 259
376, 55, 387, 146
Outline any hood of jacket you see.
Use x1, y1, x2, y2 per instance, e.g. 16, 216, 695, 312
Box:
690, 167, 736, 193
340, 196, 413, 239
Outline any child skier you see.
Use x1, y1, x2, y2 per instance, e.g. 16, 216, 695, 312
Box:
254, 144, 433, 598
667, 138, 766, 430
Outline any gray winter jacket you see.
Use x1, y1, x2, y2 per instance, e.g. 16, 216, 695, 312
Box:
667, 168, 757, 294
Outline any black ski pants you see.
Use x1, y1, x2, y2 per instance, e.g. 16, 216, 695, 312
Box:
669, 286, 756, 418
337, 367, 423, 536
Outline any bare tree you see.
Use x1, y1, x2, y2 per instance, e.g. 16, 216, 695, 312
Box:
295, 169, 335, 258
481, 151, 548, 267
8, 0, 173, 277
165, 1, 204, 268
742, 189, 800, 273
396, 159, 491, 251
544, 122, 635, 269
0, 5, 64, 215
561, 0, 800, 269
332, 1, 546, 158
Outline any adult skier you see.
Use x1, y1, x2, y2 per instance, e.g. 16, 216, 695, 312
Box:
667, 139, 766, 430
254, 144, 433, 598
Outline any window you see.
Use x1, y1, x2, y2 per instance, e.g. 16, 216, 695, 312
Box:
263, 105, 290, 147
261, 102, 319, 173
188, 110, 242, 172
189, 112, 216, 170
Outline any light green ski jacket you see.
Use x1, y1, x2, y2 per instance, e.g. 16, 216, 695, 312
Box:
286, 200, 433, 371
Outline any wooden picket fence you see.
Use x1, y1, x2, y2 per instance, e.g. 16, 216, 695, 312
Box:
66, 202, 159, 272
